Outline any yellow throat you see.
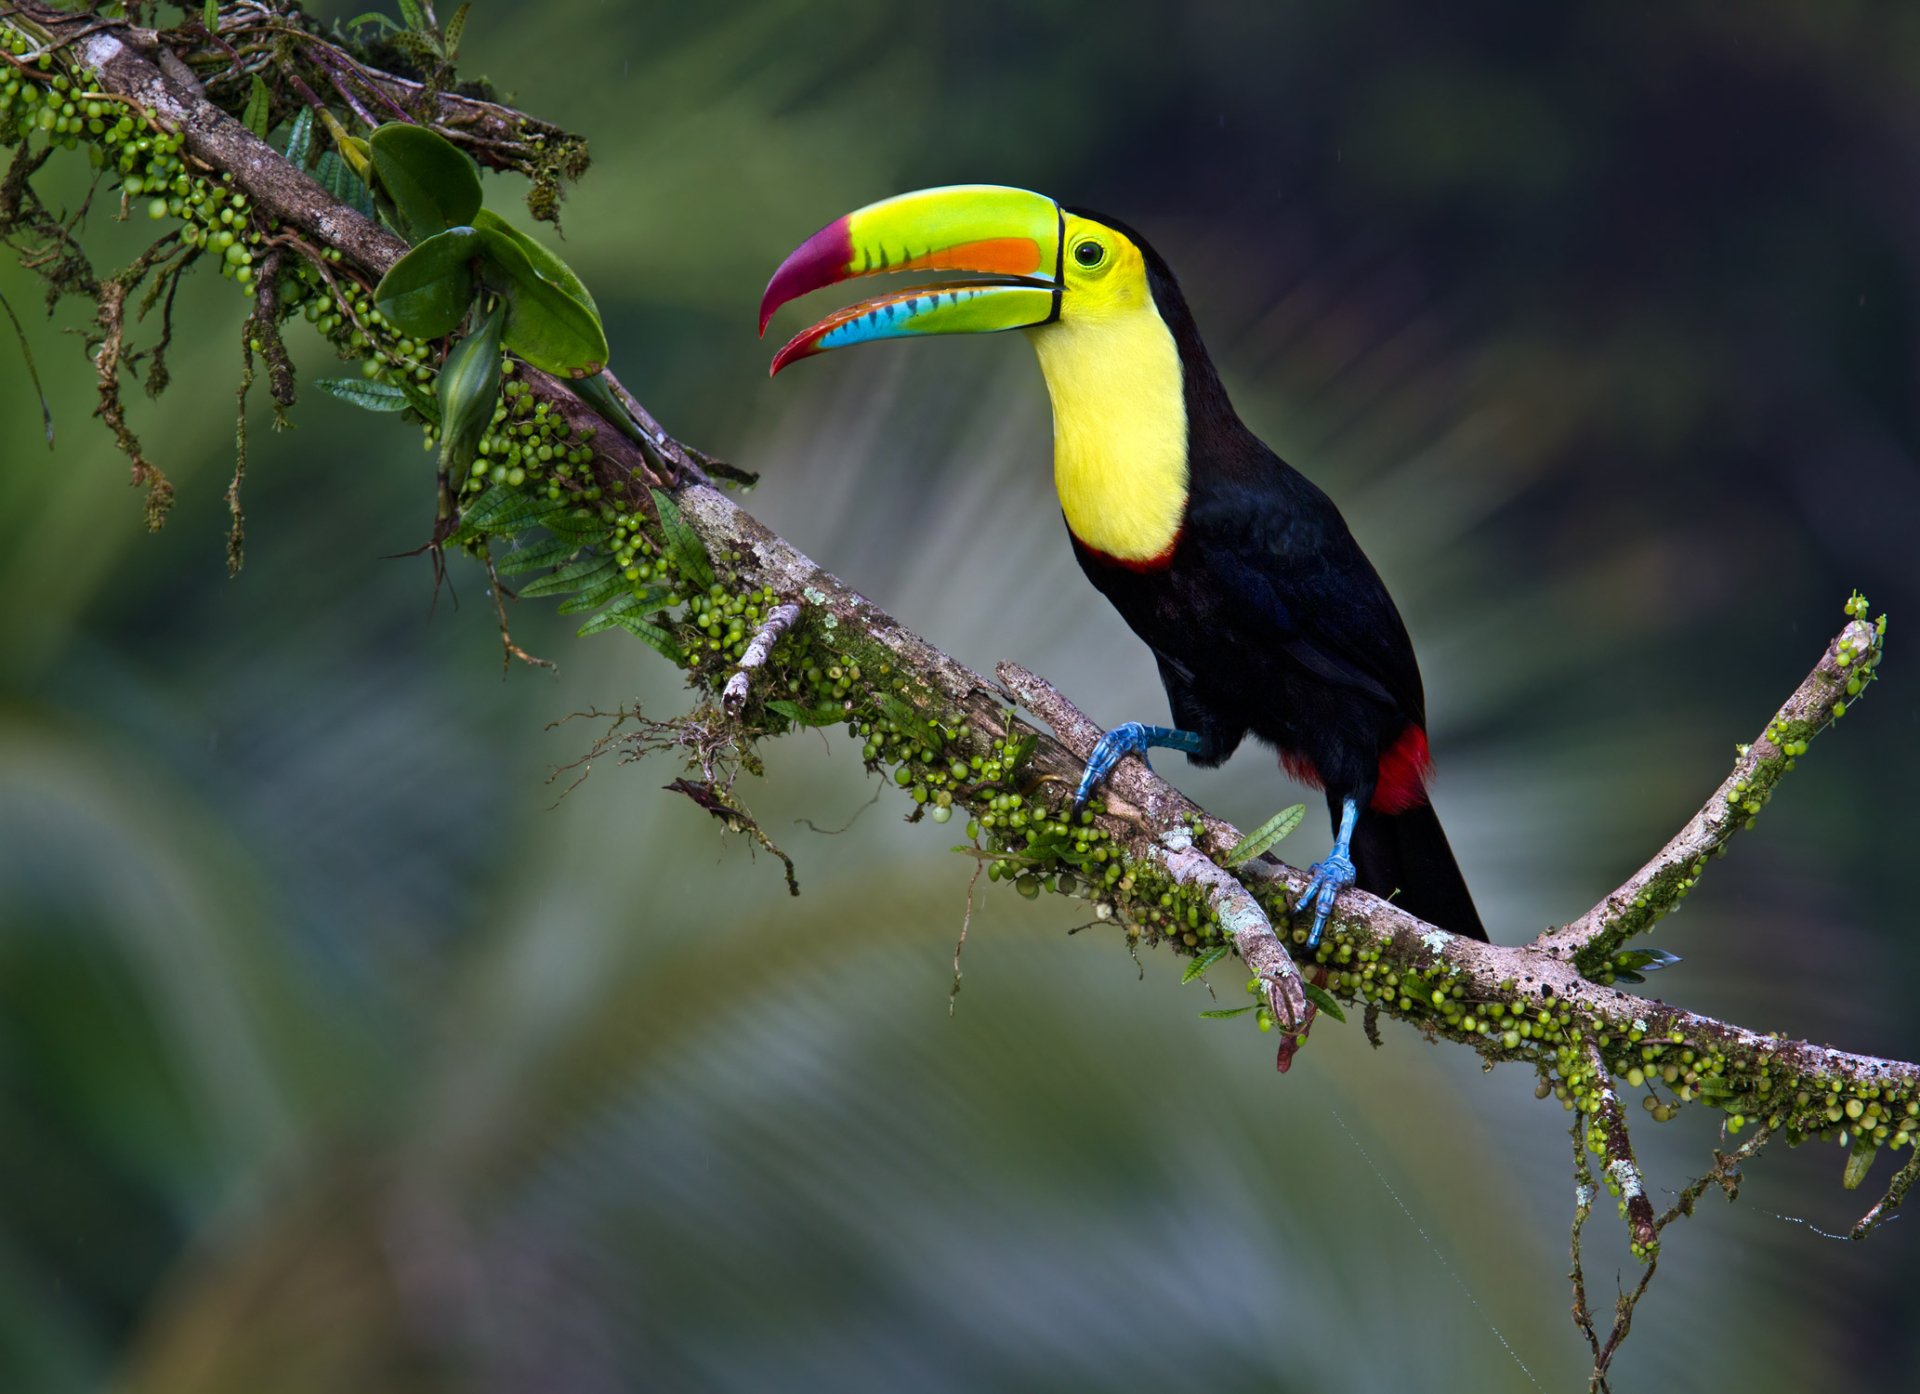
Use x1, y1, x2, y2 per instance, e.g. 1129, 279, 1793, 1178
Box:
1027, 280, 1189, 563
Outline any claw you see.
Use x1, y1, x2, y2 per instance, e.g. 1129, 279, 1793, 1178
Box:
1294, 796, 1361, 950
1298, 850, 1356, 950
1071, 722, 1206, 813
1073, 722, 1151, 812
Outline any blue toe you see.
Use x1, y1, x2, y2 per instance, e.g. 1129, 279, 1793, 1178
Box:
1299, 852, 1356, 950
1072, 722, 1151, 811
1072, 723, 1210, 812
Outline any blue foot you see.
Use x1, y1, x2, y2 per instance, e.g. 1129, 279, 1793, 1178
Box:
1072, 722, 1206, 812
1295, 797, 1361, 950
1298, 851, 1356, 950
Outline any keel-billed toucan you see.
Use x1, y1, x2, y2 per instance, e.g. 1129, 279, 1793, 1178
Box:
758, 185, 1486, 945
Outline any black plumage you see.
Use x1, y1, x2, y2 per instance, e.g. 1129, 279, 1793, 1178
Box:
1064, 214, 1486, 941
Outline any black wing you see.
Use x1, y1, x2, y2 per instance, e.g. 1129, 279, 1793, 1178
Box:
1186, 458, 1428, 727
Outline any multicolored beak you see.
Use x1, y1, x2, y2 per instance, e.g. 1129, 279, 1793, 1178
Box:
759, 184, 1063, 375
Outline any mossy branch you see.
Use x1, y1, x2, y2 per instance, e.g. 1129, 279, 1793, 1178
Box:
11, 5, 1912, 1383
1535, 603, 1882, 969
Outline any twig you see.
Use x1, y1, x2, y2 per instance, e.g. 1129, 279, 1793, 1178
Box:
229, 316, 252, 573
243, 246, 295, 409
1582, 1038, 1658, 1257
601, 366, 693, 481
303, 38, 413, 125
1568, 1123, 1602, 1378
1536, 616, 1881, 965
664, 777, 798, 896
951, 855, 982, 1016
995, 660, 1307, 1031
1570, 1116, 1774, 1392
722, 601, 800, 717
1853, 1150, 1920, 1241
483, 554, 555, 674
1160, 826, 1310, 1036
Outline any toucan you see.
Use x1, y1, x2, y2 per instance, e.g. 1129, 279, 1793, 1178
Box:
758, 185, 1486, 946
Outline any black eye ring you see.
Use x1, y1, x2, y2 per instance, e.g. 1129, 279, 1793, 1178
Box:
1072, 239, 1105, 268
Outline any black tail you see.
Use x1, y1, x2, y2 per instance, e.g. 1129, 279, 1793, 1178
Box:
1345, 799, 1486, 941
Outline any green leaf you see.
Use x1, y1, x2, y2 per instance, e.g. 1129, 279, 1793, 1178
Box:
474, 210, 598, 317
457, 497, 564, 544
386, 30, 442, 66
314, 376, 413, 412
874, 694, 942, 753
241, 76, 271, 138
569, 370, 662, 453
373, 225, 481, 339
542, 507, 608, 540
1005, 732, 1038, 772
283, 105, 315, 170
396, 0, 426, 30
494, 536, 578, 576
442, 1, 471, 52
343, 12, 399, 38
766, 698, 844, 728
1199, 1005, 1257, 1021
369, 122, 483, 245
203, 0, 218, 34
1181, 943, 1233, 984
435, 301, 503, 475
312, 149, 376, 220
451, 484, 566, 543
396, 378, 441, 423
1224, 803, 1306, 868
518, 554, 615, 598
647, 487, 714, 591
574, 588, 672, 634
573, 608, 630, 637
601, 611, 687, 664
453, 483, 521, 530
556, 569, 636, 614
472, 214, 607, 377
1300, 981, 1347, 1024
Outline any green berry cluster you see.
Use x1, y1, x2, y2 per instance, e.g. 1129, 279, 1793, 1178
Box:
464, 372, 598, 494
0, 22, 270, 299
0, 31, 93, 144
165, 170, 263, 290
287, 273, 427, 386
680, 580, 768, 659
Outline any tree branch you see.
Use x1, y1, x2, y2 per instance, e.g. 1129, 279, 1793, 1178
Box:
1535, 610, 1881, 967
1581, 1038, 1658, 1257
31, 0, 1910, 1150
998, 661, 1309, 1034
10, 4, 1913, 1375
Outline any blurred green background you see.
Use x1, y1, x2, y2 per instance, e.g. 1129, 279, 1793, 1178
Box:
2, 2, 1917, 1390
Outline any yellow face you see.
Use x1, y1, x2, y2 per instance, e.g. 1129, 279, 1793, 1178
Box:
1055, 213, 1156, 328
1029, 214, 1190, 562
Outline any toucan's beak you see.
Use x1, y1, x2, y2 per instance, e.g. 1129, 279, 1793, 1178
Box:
759, 184, 1062, 376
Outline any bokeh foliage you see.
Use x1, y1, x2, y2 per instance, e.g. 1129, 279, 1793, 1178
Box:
1, 2, 1916, 1390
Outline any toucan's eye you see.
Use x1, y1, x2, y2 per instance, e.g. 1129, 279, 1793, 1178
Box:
1072, 239, 1106, 268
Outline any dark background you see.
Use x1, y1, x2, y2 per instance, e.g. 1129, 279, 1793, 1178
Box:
1, 2, 1916, 1389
